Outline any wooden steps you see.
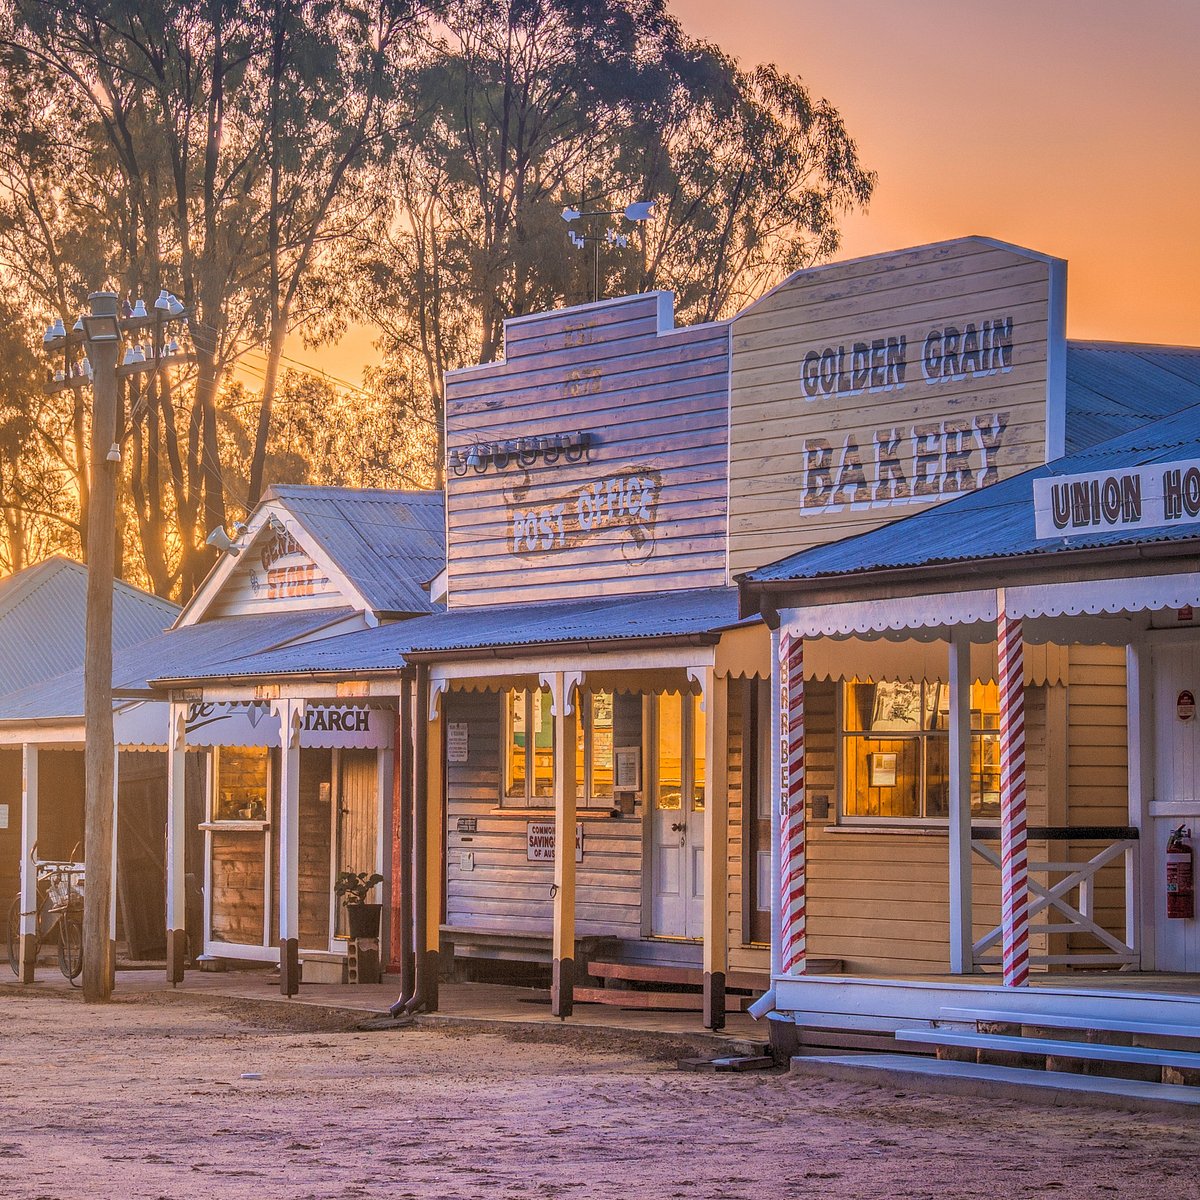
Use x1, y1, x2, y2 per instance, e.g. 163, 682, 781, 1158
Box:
896, 1028, 1200, 1075
938, 1006, 1200, 1045
789, 1054, 1200, 1113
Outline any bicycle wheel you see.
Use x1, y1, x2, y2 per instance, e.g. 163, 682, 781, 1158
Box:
6, 895, 20, 976
58, 912, 83, 984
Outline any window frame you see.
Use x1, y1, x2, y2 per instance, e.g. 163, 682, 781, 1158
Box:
837, 679, 1001, 826
499, 687, 621, 810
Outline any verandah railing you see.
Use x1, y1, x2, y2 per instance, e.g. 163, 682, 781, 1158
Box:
970, 826, 1139, 970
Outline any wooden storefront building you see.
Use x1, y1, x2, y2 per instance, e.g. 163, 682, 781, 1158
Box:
138, 236, 1200, 1039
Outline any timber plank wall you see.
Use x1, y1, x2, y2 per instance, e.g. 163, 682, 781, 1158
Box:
443, 292, 731, 606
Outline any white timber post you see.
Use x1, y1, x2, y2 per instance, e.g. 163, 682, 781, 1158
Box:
273, 698, 305, 996
948, 627, 974, 973
546, 670, 580, 1019
1126, 637, 1152, 969
769, 626, 783, 981
18, 743, 39, 983
165, 701, 188, 983
698, 664, 729, 1031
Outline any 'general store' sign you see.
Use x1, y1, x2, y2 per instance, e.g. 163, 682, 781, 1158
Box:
1033, 458, 1200, 539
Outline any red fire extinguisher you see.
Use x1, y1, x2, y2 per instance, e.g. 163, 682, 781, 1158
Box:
1166, 825, 1194, 920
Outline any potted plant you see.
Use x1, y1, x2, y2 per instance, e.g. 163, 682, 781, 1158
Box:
334, 870, 385, 939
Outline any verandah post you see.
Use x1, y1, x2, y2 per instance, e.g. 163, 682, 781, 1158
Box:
948, 628, 974, 973
19, 743, 39, 984
699, 665, 729, 1030
549, 671, 579, 1019
272, 698, 305, 996
996, 591, 1030, 987
780, 631, 807, 975
165, 702, 188, 984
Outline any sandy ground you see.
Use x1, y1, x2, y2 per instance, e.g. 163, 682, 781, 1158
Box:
0, 990, 1197, 1200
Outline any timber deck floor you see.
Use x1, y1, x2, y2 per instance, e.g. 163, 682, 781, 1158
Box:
3, 967, 765, 1046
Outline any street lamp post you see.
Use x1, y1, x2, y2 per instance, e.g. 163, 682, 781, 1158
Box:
42, 288, 190, 1002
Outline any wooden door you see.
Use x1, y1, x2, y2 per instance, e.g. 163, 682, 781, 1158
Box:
651, 694, 704, 940
335, 749, 379, 940
1151, 636, 1200, 971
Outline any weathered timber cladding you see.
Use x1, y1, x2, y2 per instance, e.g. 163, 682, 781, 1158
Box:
728, 238, 1067, 574
0, 748, 21, 902
211, 830, 266, 946
38, 751, 85, 862
724, 681, 768, 972
444, 293, 731, 606
443, 690, 643, 939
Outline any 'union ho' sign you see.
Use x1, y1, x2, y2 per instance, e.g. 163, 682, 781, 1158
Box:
1033, 459, 1200, 540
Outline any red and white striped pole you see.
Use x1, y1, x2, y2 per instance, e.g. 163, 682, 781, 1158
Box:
997, 596, 1030, 987
780, 630, 807, 975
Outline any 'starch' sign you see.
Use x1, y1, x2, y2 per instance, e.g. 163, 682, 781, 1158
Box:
184, 702, 390, 750
526, 821, 584, 862
1033, 459, 1200, 540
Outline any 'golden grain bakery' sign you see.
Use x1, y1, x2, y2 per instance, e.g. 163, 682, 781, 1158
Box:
727, 237, 1067, 574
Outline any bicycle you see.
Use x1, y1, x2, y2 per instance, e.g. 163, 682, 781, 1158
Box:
6, 853, 85, 986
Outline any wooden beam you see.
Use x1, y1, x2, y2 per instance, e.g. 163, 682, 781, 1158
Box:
948, 628, 973, 973
424, 684, 445, 1012
699, 665, 729, 1030
19, 744, 38, 984
551, 671, 578, 1019
272, 699, 304, 995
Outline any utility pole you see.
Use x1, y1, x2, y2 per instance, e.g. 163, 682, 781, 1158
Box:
40, 287, 190, 1001
82, 291, 120, 1002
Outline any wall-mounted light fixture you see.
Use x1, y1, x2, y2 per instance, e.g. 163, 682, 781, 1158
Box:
449, 430, 592, 477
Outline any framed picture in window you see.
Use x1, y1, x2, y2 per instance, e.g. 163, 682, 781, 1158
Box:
869, 752, 898, 787
614, 746, 641, 791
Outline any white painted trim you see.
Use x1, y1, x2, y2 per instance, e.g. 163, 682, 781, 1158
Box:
1044, 256, 1068, 461
20, 745, 38, 939
782, 591, 997, 639
429, 645, 717, 685
1007, 573, 1200, 619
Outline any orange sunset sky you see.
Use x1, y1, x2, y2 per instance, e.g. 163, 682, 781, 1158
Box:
311, 0, 1199, 381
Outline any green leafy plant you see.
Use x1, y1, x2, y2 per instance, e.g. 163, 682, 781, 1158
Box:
334, 871, 384, 907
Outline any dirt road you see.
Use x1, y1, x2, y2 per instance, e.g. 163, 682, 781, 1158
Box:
0, 990, 1195, 1199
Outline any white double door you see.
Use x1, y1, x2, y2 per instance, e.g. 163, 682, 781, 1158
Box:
1148, 634, 1200, 971
650, 693, 705, 940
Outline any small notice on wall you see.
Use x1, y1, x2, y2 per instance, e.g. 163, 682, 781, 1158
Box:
527, 821, 583, 862
447, 722, 469, 763
0, 803, 7, 830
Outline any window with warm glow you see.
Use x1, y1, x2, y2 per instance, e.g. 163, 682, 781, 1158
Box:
653, 692, 705, 813
840, 680, 1000, 821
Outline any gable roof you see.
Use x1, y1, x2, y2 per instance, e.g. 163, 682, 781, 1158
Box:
1065, 342, 1200, 452
152, 587, 754, 685
263, 486, 445, 617
743, 403, 1200, 588
0, 557, 177, 697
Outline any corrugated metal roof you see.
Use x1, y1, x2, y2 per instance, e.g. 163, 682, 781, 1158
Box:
0, 606, 354, 723
265, 485, 445, 615
745, 403, 1200, 585
153, 587, 753, 683
0, 557, 178, 697
1065, 342, 1200, 452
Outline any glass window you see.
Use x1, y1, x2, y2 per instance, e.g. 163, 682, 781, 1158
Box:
503, 688, 615, 807
654, 692, 705, 813
841, 680, 1000, 822
213, 746, 269, 822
